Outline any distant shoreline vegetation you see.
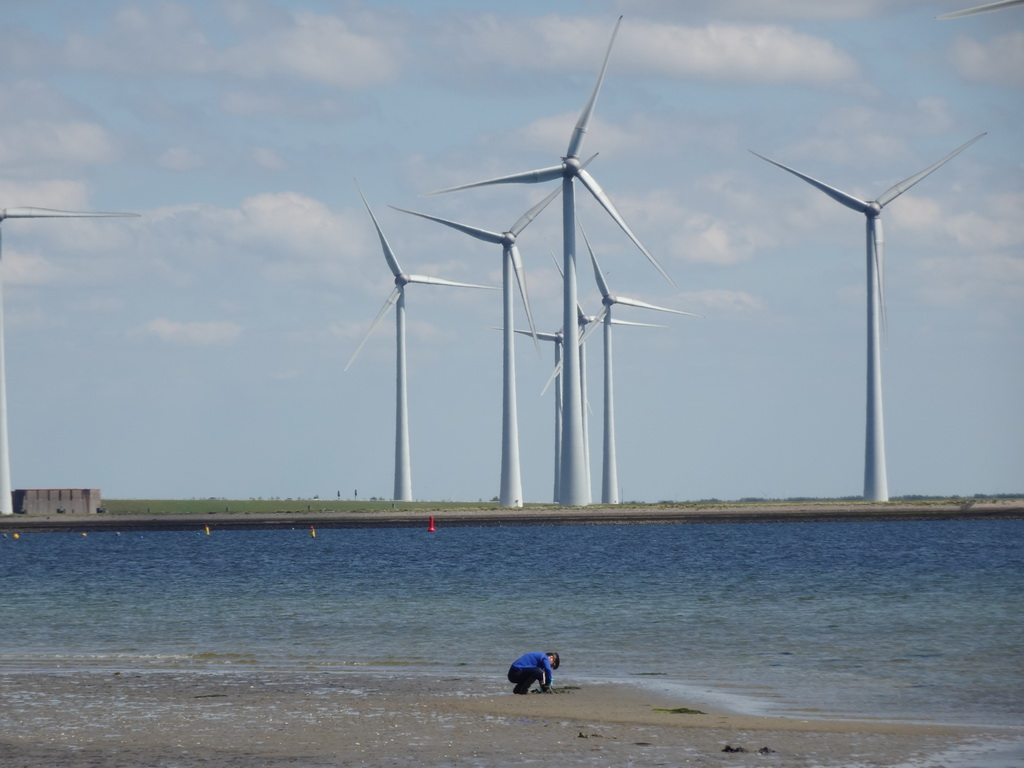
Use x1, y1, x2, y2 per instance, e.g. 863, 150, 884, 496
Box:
94, 494, 1024, 516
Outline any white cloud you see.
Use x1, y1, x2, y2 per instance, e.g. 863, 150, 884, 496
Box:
253, 147, 288, 170
3, 250, 67, 286
135, 318, 243, 345
668, 212, 759, 264
517, 110, 674, 158
0, 120, 117, 166
949, 31, 1024, 88
63, 6, 402, 88
221, 90, 283, 116
618, 188, 771, 266
219, 12, 401, 87
65, 3, 215, 74
131, 193, 373, 290
442, 15, 858, 84
945, 193, 1024, 250
618, 0, 907, 20
618, 21, 859, 83
777, 100, 958, 167
889, 195, 946, 232
915, 252, 1024, 305
158, 146, 204, 171
235, 192, 349, 254
0, 179, 92, 210
680, 289, 765, 313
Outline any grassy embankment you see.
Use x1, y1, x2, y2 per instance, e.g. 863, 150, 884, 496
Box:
100, 498, 508, 516
98, 496, 1017, 517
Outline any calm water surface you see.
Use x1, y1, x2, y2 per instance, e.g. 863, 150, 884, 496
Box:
1, 519, 1021, 726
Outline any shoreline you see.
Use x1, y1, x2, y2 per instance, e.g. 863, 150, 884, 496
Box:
2, 498, 1022, 533
1, 667, 1019, 768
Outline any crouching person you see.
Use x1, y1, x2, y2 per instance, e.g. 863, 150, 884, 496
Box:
507, 651, 560, 695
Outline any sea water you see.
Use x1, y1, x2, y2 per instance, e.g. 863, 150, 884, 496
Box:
1, 519, 1021, 727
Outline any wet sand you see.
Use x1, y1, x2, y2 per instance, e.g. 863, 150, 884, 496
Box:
1, 669, 1019, 767
2, 498, 1022, 533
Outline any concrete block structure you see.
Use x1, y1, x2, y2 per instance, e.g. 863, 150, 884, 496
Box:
13, 489, 102, 515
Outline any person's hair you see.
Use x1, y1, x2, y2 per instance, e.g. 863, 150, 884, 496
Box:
546, 652, 560, 669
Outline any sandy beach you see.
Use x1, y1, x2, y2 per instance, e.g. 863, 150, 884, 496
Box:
1, 668, 1019, 767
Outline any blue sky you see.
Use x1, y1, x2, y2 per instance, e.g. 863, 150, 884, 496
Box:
0, 0, 1020, 502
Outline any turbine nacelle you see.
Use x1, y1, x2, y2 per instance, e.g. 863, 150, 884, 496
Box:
867, 202, 883, 217
562, 156, 582, 175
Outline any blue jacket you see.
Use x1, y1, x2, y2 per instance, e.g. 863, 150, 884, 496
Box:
511, 652, 554, 686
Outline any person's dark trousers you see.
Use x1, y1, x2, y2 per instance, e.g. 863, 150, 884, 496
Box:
507, 665, 544, 694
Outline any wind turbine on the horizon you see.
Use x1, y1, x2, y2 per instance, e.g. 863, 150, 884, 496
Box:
938, 0, 1024, 18
390, 186, 561, 508
0, 206, 138, 516
428, 16, 673, 507
578, 227, 701, 504
750, 133, 985, 502
346, 184, 494, 502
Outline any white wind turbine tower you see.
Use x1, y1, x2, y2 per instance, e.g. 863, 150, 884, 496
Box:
751, 133, 985, 502
429, 16, 672, 506
390, 186, 560, 508
938, 0, 1024, 18
346, 184, 494, 502
514, 327, 563, 503
578, 227, 700, 504
0, 206, 138, 516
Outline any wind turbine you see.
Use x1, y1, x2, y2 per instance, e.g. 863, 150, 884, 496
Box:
346, 184, 494, 502
938, 0, 1024, 18
0, 206, 138, 516
429, 16, 672, 506
750, 133, 985, 501
390, 186, 560, 508
514, 327, 563, 503
578, 227, 701, 504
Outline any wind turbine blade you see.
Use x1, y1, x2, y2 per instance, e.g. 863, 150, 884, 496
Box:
578, 306, 608, 345
548, 242, 563, 277
938, 0, 1024, 18
612, 295, 703, 318
355, 181, 403, 277
426, 166, 564, 196
517, 329, 562, 344
541, 359, 563, 396
514, 328, 561, 344
749, 151, 871, 214
578, 224, 612, 298
406, 274, 496, 290
873, 217, 888, 340
566, 16, 623, 160
576, 167, 676, 287
508, 243, 539, 349
390, 206, 503, 245
609, 318, 666, 328
876, 133, 986, 208
509, 184, 562, 237
345, 287, 401, 370
1, 207, 138, 220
